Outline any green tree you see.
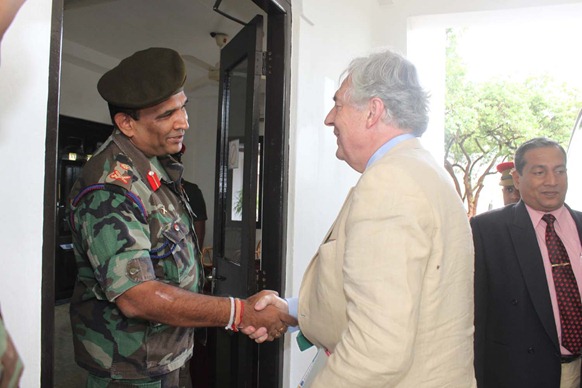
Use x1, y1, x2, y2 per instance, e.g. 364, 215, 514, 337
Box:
444, 28, 581, 217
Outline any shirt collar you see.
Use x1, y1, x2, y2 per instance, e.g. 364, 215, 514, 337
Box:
524, 202, 568, 227
366, 133, 416, 169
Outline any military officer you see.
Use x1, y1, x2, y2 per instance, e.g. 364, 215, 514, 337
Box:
497, 160, 520, 205
67, 47, 295, 388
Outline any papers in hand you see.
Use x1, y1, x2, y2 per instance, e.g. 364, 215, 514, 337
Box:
297, 348, 328, 388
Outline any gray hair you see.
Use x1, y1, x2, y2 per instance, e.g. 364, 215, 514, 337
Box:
344, 50, 430, 136
514, 137, 567, 174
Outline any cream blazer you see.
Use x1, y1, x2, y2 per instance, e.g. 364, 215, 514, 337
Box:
298, 138, 476, 387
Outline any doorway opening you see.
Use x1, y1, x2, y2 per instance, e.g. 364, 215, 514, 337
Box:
43, 0, 291, 387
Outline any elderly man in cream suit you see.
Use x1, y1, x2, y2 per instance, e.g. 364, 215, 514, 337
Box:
246, 50, 476, 387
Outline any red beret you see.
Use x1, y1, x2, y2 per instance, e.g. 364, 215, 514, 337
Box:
496, 161, 515, 173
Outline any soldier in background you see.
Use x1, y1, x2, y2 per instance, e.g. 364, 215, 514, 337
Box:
182, 180, 207, 250
497, 161, 521, 205
171, 146, 208, 251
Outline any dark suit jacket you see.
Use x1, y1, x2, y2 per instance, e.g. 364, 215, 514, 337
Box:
471, 200, 582, 388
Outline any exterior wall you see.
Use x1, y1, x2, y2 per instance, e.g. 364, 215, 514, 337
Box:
285, 1, 377, 385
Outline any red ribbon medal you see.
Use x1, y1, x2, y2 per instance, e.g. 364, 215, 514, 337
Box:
147, 170, 161, 192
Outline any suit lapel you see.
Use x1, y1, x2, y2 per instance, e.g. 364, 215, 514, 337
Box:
565, 204, 582, 244
509, 201, 559, 351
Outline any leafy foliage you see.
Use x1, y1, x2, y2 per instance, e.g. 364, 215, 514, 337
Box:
444, 28, 581, 216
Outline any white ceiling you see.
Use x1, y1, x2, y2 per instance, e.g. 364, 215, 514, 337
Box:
62, 0, 264, 90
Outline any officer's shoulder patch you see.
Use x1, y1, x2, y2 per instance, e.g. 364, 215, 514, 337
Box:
105, 154, 135, 190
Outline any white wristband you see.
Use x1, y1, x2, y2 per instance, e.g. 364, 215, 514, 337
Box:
225, 296, 235, 330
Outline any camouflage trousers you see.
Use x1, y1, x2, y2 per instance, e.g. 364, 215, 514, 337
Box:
86, 363, 192, 388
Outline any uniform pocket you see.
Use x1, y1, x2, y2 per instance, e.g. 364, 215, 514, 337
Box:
150, 220, 190, 284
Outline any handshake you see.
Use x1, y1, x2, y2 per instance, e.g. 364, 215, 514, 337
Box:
236, 290, 297, 343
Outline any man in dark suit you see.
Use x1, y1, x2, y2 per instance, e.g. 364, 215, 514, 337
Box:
472, 137, 582, 388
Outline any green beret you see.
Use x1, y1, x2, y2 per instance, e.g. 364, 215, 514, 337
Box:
97, 47, 186, 109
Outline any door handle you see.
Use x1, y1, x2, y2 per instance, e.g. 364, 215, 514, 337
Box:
207, 267, 226, 295
206, 266, 226, 281
205, 273, 226, 282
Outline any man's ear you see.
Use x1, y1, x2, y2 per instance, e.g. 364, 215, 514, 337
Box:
114, 112, 135, 138
366, 97, 385, 128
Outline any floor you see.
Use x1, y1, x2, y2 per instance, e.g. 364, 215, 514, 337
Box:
54, 302, 88, 387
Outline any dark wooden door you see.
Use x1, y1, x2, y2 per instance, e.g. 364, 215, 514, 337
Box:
211, 15, 264, 388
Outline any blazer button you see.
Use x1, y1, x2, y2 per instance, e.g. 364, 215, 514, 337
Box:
527, 347, 535, 354
511, 299, 519, 305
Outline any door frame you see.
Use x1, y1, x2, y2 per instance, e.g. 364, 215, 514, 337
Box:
250, 2, 292, 387
42, 0, 291, 387
41, 0, 63, 386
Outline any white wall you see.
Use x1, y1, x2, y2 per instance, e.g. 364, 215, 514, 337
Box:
371, 0, 582, 54
60, 40, 117, 124
0, 0, 52, 386
285, 0, 378, 385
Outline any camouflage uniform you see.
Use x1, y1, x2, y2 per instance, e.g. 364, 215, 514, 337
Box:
68, 130, 201, 382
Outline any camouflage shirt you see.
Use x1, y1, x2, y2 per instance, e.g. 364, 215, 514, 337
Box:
67, 130, 201, 380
